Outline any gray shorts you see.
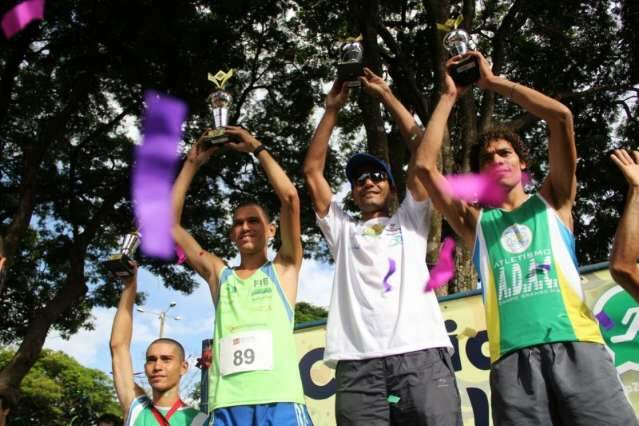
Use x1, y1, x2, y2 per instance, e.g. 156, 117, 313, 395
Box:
335, 348, 462, 426
490, 341, 638, 426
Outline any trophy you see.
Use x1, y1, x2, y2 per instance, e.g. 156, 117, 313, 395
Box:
102, 231, 141, 278
202, 69, 235, 146
440, 17, 480, 87
337, 36, 364, 87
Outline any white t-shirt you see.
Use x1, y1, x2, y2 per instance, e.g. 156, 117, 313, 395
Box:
317, 191, 452, 368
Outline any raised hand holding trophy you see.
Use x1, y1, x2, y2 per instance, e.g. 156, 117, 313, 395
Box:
102, 231, 141, 279
202, 69, 235, 145
438, 16, 480, 87
337, 35, 364, 87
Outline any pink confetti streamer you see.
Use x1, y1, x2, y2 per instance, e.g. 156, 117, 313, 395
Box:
132, 91, 187, 259
595, 311, 614, 330
383, 258, 396, 293
175, 244, 186, 265
424, 237, 456, 292
1, 0, 44, 39
443, 167, 508, 206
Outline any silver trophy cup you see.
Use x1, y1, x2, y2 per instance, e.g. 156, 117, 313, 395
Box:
443, 29, 480, 86
102, 231, 141, 278
337, 40, 364, 87
203, 90, 232, 145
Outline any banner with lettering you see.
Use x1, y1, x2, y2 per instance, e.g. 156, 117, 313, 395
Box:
293, 264, 639, 425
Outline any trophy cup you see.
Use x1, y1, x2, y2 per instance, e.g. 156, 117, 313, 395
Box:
337, 36, 364, 87
102, 231, 141, 279
443, 28, 480, 87
202, 69, 234, 146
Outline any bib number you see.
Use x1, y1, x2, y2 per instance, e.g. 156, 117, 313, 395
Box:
219, 330, 273, 376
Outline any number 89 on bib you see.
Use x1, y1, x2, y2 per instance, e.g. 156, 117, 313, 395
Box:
219, 330, 273, 376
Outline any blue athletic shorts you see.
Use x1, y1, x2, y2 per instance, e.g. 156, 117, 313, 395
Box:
212, 402, 313, 426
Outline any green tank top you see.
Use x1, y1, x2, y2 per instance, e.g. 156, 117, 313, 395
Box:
473, 194, 602, 362
125, 396, 207, 425
209, 261, 306, 410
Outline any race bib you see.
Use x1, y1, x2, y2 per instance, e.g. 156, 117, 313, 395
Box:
219, 330, 273, 376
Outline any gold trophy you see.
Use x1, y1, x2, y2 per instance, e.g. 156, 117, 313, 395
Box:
102, 231, 141, 278
337, 35, 364, 87
202, 69, 234, 145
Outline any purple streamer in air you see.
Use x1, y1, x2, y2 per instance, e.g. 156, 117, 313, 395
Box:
383, 258, 396, 293
444, 166, 508, 206
132, 90, 187, 259
595, 311, 614, 330
1, 0, 44, 39
425, 237, 456, 292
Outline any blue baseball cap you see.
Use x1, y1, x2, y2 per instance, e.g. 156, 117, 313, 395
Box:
345, 153, 396, 187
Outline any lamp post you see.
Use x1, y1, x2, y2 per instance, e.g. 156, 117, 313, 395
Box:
136, 302, 182, 338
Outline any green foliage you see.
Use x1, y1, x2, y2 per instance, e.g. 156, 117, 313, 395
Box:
295, 302, 328, 324
0, 349, 120, 425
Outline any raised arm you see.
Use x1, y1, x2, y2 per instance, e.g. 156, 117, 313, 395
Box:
359, 68, 428, 200
110, 267, 145, 416
172, 133, 225, 302
223, 126, 302, 269
414, 63, 478, 247
303, 81, 350, 217
610, 149, 639, 303
468, 51, 576, 223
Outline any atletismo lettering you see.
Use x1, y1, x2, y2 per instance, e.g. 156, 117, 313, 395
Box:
497, 256, 557, 302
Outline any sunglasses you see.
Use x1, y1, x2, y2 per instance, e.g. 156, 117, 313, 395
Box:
354, 171, 388, 186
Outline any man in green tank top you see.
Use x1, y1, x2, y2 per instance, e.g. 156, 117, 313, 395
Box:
172, 126, 312, 425
414, 52, 638, 425
110, 266, 207, 425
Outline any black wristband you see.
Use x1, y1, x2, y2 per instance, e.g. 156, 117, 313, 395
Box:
253, 144, 267, 157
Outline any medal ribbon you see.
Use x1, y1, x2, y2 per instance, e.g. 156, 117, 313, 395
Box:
149, 399, 184, 426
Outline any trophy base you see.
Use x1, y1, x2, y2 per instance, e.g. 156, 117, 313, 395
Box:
102, 254, 135, 279
448, 56, 480, 87
202, 129, 231, 146
337, 62, 364, 86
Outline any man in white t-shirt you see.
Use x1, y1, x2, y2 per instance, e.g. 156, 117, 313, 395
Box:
303, 69, 461, 425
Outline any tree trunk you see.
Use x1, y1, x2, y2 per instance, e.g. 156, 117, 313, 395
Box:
0, 246, 87, 406
0, 78, 93, 296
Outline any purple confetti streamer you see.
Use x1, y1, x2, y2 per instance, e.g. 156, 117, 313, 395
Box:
132, 90, 187, 259
528, 263, 551, 278
383, 258, 396, 293
425, 237, 456, 292
595, 311, 614, 330
444, 167, 508, 207
2, 0, 44, 39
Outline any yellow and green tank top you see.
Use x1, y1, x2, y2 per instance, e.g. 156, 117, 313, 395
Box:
209, 261, 306, 410
473, 194, 603, 363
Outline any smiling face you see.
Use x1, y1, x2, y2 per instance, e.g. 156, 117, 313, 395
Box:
479, 138, 527, 189
350, 165, 395, 215
144, 341, 187, 393
229, 204, 275, 255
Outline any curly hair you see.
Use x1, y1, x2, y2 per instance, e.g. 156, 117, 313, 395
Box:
471, 127, 529, 172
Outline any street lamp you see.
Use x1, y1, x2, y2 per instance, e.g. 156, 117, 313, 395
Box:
136, 301, 182, 338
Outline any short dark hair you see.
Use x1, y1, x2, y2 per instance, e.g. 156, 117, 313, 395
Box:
471, 127, 529, 172
147, 338, 185, 361
234, 200, 272, 223
97, 413, 122, 426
